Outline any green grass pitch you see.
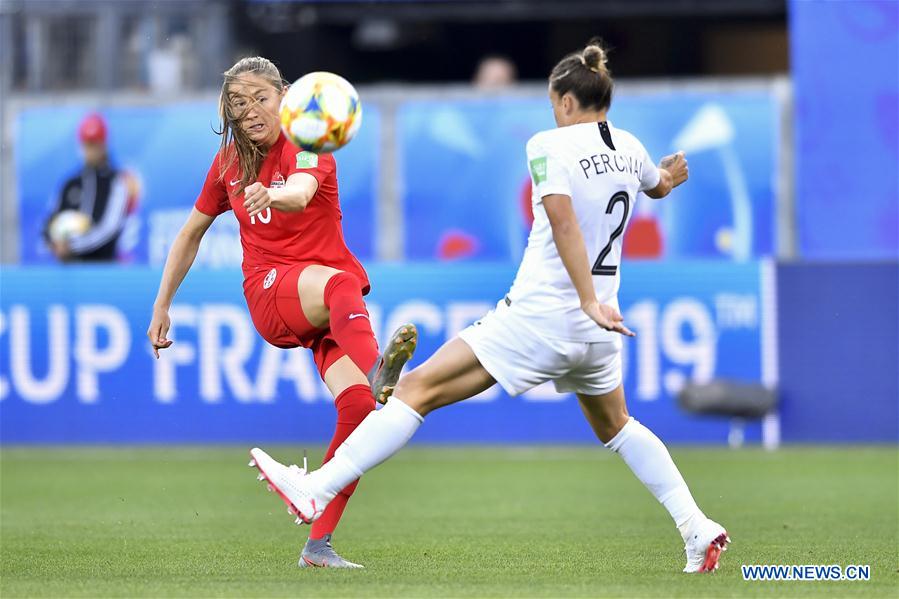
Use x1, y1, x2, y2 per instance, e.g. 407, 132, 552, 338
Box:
1, 446, 896, 597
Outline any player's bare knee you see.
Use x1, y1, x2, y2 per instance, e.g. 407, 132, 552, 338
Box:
394, 371, 439, 415
393, 372, 422, 403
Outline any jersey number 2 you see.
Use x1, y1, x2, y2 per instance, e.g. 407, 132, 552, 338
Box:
592, 191, 630, 276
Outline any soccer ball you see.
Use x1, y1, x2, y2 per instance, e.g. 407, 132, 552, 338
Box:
48, 210, 91, 243
280, 72, 362, 153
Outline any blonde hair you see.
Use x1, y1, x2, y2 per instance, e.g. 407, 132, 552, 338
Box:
215, 57, 286, 191
549, 38, 613, 111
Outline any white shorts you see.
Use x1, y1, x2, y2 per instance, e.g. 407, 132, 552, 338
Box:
458, 301, 623, 397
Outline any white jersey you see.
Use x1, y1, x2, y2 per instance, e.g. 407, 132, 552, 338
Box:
506, 121, 660, 342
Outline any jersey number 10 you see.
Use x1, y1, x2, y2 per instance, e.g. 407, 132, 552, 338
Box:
592, 191, 630, 276
250, 208, 272, 225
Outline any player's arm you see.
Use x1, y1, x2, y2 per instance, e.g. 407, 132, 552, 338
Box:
148, 208, 216, 357
543, 194, 634, 337
244, 173, 318, 217
644, 151, 688, 199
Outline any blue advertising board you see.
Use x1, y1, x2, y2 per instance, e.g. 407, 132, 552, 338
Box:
14, 103, 379, 265
790, 0, 899, 259
1, 262, 770, 444
16, 89, 778, 266
777, 262, 898, 442
399, 92, 779, 261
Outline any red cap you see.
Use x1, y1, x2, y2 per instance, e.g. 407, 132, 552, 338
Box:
78, 113, 107, 143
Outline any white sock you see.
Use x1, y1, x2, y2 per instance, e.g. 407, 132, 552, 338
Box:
308, 396, 423, 500
605, 417, 704, 540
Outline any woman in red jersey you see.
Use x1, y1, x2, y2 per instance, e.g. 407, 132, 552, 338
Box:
147, 57, 417, 569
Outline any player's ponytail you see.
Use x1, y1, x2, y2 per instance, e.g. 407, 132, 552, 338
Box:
215, 56, 288, 190
549, 38, 613, 112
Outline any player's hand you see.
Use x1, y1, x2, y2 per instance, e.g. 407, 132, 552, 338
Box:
581, 300, 635, 337
51, 240, 72, 261
244, 182, 272, 218
660, 151, 688, 188
147, 307, 174, 359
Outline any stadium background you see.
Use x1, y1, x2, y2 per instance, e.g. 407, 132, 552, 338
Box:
2, 0, 895, 444
0, 0, 897, 596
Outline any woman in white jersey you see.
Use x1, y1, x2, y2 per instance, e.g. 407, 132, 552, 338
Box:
249, 40, 730, 574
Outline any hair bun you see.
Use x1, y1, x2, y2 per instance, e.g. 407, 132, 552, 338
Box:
582, 44, 607, 74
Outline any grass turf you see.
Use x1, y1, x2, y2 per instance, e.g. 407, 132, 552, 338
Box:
1, 446, 896, 598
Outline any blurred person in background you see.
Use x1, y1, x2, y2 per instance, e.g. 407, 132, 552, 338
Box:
425, 54, 517, 259
147, 57, 417, 569
43, 113, 140, 262
472, 55, 518, 89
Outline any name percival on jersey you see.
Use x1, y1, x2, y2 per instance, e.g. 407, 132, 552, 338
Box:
507, 121, 660, 342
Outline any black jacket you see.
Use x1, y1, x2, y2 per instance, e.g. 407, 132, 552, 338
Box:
45, 162, 131, 261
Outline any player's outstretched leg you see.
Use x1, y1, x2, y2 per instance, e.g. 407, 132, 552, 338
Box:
367, 323, 418, 404
577, 387, 730, 573
318, 270, 418, 403
248, 396, 422, 525
321, 271, 381, 374
250, 338, 494, 524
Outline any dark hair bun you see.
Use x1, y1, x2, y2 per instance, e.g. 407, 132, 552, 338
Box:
582, 44, 607, 73
548, 38, 614, 111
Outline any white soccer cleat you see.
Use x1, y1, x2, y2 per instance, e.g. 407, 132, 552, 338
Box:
298, 534, 364, 569
683, 518, 730, 573
248, 447, 326, 525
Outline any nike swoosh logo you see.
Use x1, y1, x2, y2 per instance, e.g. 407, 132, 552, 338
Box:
230, 179, 240, 186
348, 313, 369, 320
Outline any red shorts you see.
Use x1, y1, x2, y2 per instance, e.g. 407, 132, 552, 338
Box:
243, 263, 346, 378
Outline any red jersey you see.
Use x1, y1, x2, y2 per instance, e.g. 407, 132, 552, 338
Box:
194, 133, 369, 292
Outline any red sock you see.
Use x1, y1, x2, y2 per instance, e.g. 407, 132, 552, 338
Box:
309, 384, 375, 539
323, 272, 380, 375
